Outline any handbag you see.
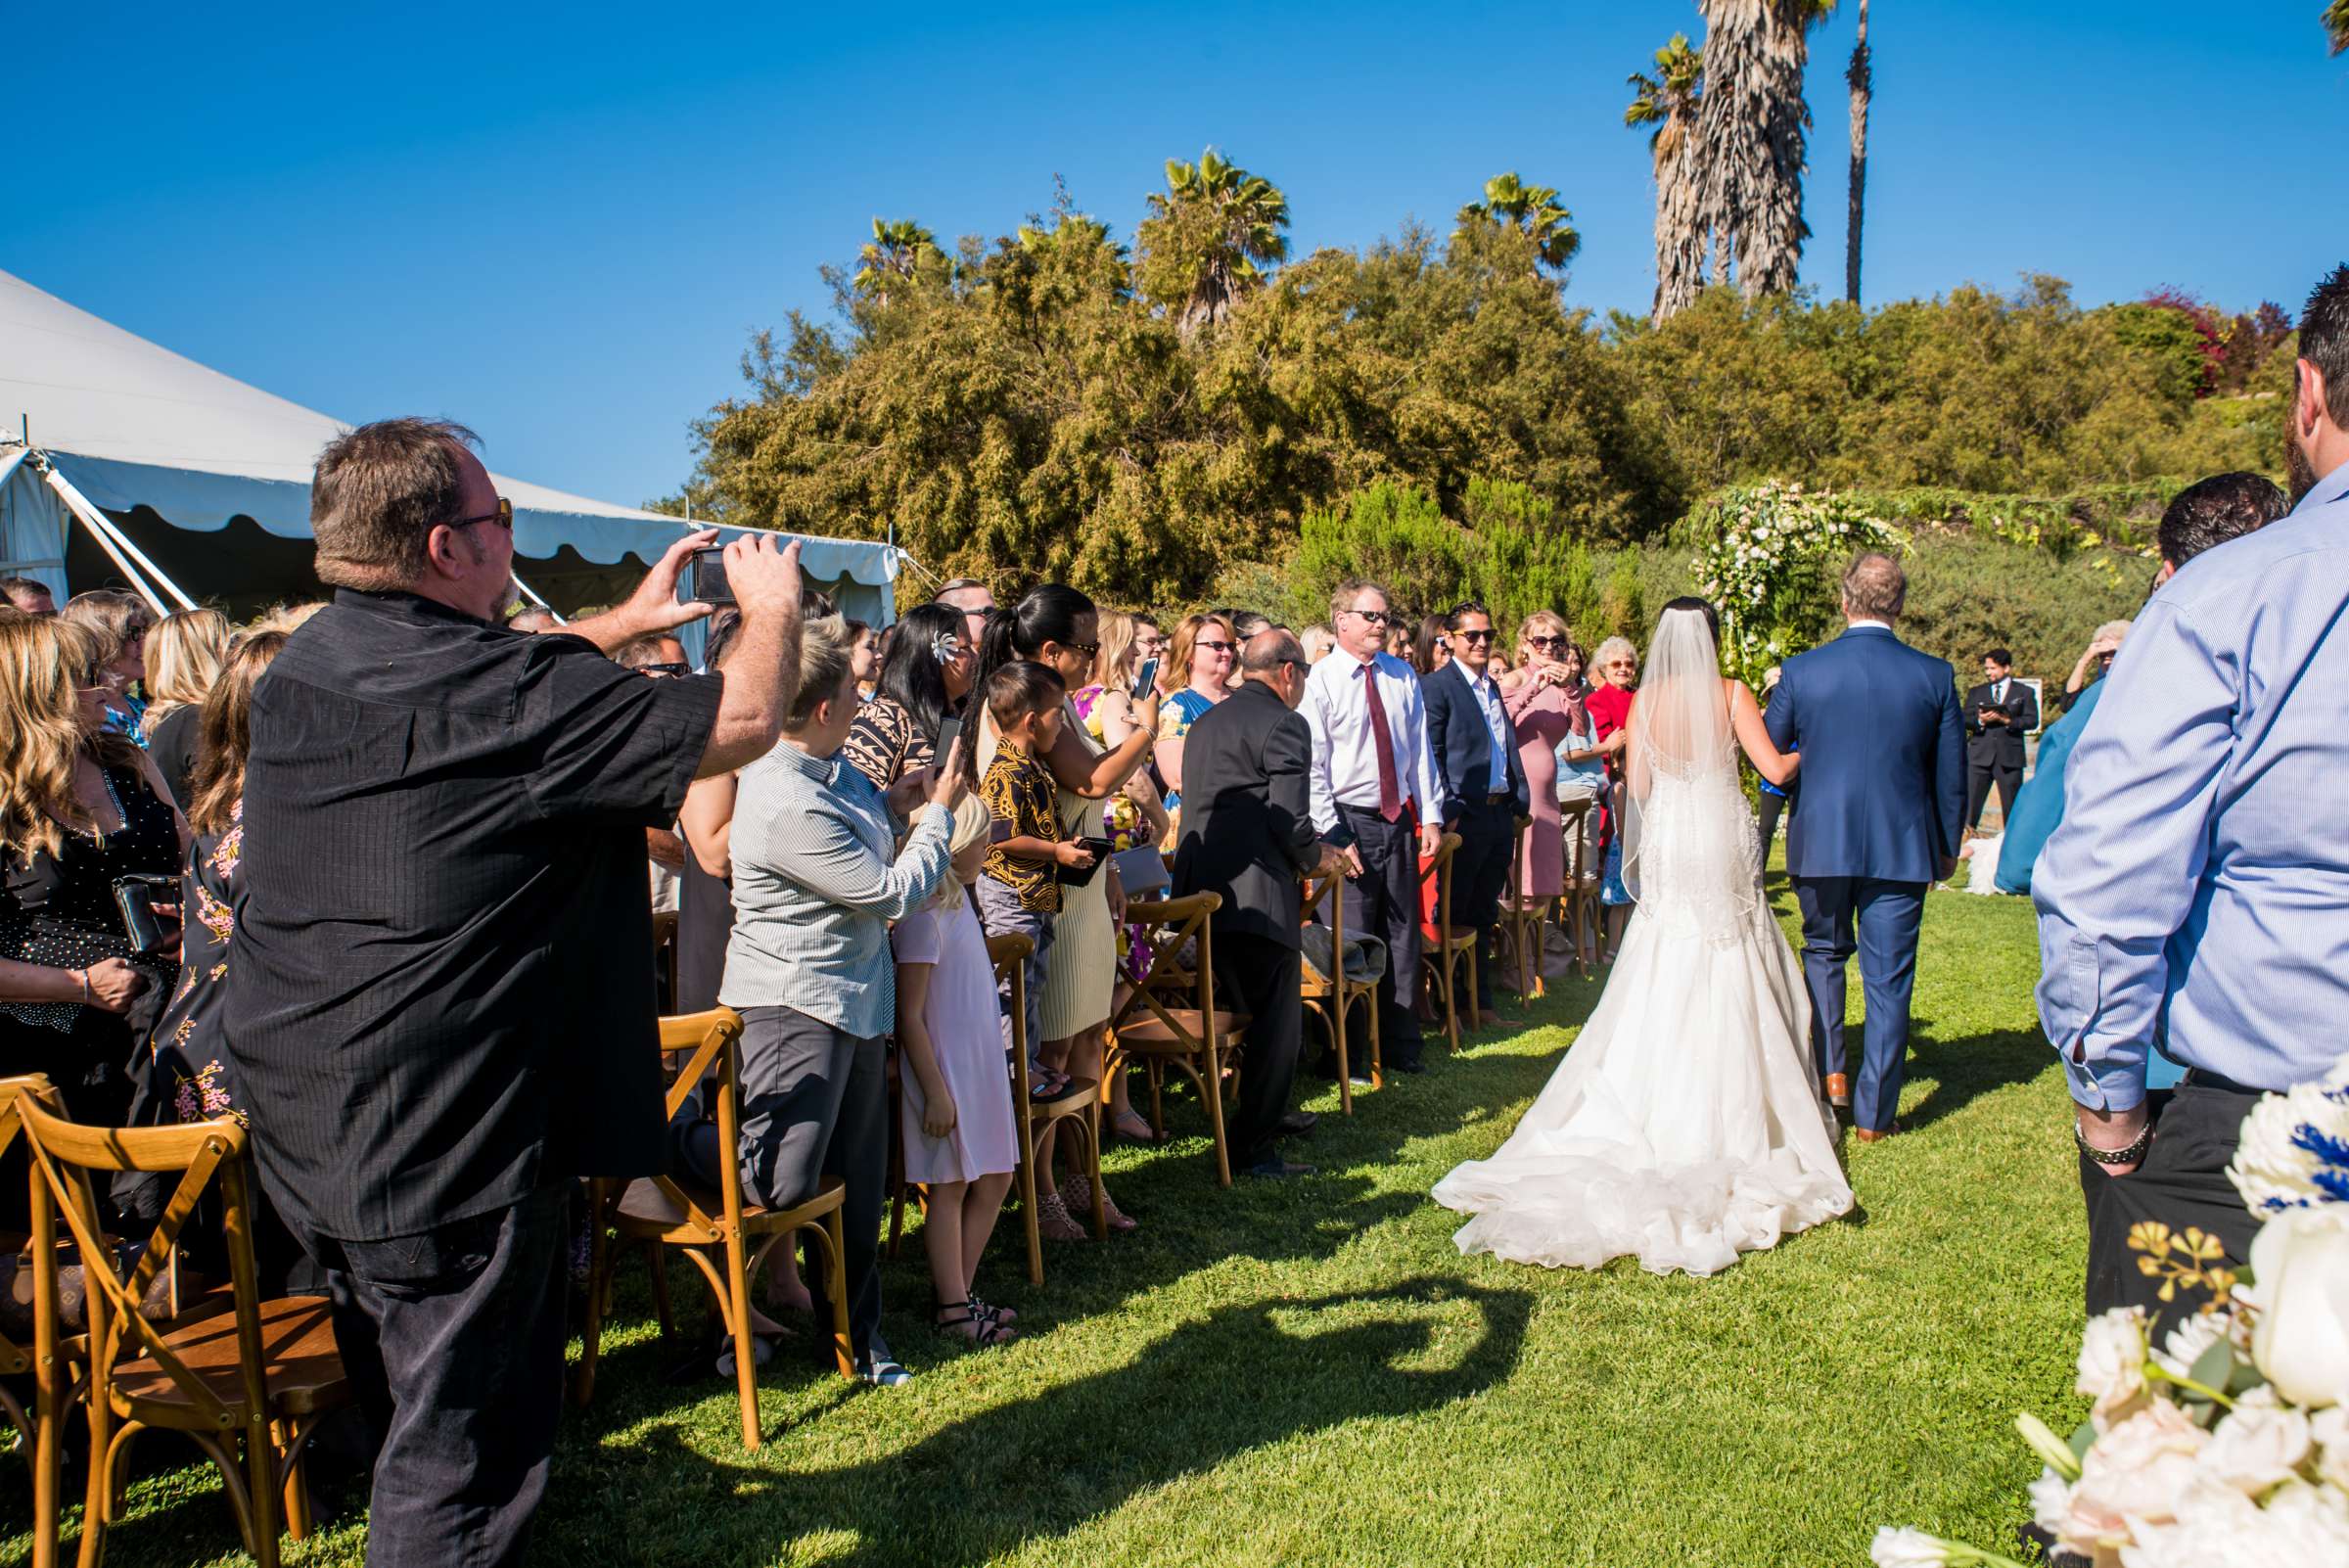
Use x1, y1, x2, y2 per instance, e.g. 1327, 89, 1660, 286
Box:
1113, 845, 1172, 897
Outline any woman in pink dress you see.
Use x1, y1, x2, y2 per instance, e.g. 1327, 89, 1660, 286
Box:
1499, 612, 1584, 899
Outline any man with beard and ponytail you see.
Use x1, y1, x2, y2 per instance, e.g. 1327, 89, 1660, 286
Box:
225, 418, 807, 1565
2034, 264, 2349, 1333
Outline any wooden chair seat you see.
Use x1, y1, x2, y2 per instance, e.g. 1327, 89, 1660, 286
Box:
112, 1295, 346, 1419
1113, 1010, 1248, 1052
614, 1174, 846, 1241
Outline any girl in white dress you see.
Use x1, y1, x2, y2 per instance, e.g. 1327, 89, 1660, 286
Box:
1434, 599, 1854, 1276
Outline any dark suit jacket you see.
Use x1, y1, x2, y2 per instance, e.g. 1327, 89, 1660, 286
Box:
1765, 625, 1965, 884
1961, 678, 2038, 767
1172, 679, 1321, 948
1420, 662, 1531, 825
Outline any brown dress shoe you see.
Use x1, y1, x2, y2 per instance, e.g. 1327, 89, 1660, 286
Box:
1823, 1073, 1851, 1107
1854, 1126, 1896, 1143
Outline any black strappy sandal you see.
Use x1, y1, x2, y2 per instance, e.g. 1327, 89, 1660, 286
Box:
967, 1294, 1019, 1327
934, 1298, 1015, 1348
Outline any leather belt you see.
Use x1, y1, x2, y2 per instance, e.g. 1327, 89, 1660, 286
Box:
2180, 1067, 2274, 1096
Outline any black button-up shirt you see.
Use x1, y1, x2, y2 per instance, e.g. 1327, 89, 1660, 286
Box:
224, 590, 722, 1242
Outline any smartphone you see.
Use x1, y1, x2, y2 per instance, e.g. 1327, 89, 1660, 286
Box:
680, 545, 733, 607
1132, 657, 1160, 699
935, 715, 963, 766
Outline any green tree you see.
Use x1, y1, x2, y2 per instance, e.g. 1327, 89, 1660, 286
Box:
1133, 149, 1290, 336
1626, 34, 1708, 323
1453, 172, 1581, 277
852, 217, 950, 305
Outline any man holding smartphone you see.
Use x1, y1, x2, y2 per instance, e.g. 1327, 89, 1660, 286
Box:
1961, 647, 2036, 829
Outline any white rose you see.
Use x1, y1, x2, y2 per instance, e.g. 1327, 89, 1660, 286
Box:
2066, 1400, 2209, 1555
2197, 1386, 2313, 1496
2117, 1479, 2265, 1568
2079, 1306, 2153, 1429
1866, 1527, 1948, 1568
2312, 1405, 2349, 1490
2028, 1467, 2074, 1537
2156, 1311, 2230, 1380
2257, 1480, 2349, 1556
2248, 1206, 2349, 1407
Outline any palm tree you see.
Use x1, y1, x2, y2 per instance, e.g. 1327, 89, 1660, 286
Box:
852, 217, 947, 304
1626, 33, 1707, 323
1134, 149, 1290, 335
1454, 171, 1582, 276
1695, 0, 1836, 300
1845, 0, 1870, 303
2329, 1, 2349, 53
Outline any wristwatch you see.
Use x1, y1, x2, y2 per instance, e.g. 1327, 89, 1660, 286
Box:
2075, 1122, 2153, 1166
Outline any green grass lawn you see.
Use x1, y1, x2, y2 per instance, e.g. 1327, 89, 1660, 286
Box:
4, 871, 2086, 1567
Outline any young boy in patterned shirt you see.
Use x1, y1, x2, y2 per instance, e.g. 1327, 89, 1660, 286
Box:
974, 661, 1096, 1096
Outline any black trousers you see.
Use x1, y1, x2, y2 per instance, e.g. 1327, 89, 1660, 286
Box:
2080, 1082, 2264, 1337
1215, 930, 1303, 1171
1965, 755, 2022, 828
1337, 805, 1424, 1066
304, 1182, 569, 1568
1451, 798, 1515, 1010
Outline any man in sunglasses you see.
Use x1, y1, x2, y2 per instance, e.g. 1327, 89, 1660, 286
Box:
224, 417, 807, 1566
1301, 579, 1449, 1073
1419, 601, 1531, 1030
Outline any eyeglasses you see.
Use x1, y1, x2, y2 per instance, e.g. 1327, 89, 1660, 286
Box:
1454, 628, 1495, 645
1195, 639, 1235, 654
450, 497, 513, 531
1342, 608, 1391, 626
1527, 635, 1566, 651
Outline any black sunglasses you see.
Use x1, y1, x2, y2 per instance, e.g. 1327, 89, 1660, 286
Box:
1195, 638, 1235, 654
450, 496, 514, 531
1343, 608, 1391, 626
1454, 628, 1495, 644
1061, 641, 1100, 658
1527, 635, 1567, 650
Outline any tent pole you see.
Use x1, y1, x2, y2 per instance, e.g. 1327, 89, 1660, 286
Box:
42, 477, 165, 611
510, 574, 567, 623
37, 461, 198, 610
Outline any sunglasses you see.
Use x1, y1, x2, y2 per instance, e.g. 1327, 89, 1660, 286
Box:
451, 496, 514, 531
639, 663, 694, 678
1062, 641, 1100, 658
1527, 635, 1567, 651
1195, 639, 1235, 654
1453, 628, 1495, 644
1343, 608, 1391, 626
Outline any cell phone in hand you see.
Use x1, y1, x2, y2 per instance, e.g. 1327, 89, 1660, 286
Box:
1132, 658, 1159, 699
679, 545, 733, 607
935, 715, 962, 766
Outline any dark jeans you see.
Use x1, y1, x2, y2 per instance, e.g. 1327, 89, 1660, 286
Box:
975, 880, 1055, 1071
1336, 805, 1424, 1065
1965, 757, 2022, 828
1451, 798, 1515, 1009
2081, 1082, 2264, 1338
1793, 875, 1925, 1133
303, 1182, 569, 1568
1215, 930, 1303, 1171
684, 1005, 887, 1364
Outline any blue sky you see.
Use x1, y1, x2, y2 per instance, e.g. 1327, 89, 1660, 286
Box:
7, 2, 2344, 509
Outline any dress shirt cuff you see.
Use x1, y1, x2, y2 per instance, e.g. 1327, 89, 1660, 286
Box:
2063, 1050, 2148, 1115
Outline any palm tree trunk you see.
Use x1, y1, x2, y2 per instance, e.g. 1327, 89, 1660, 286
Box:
1845, 0, 1870, 304
1697, 0, 1816, 300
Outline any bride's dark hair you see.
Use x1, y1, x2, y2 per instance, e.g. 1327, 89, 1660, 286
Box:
1661, 595, 1721, 645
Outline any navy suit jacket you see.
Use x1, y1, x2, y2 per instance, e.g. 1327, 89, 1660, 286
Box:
1421, 662, 1531, 825
1765, 624, 1965, 884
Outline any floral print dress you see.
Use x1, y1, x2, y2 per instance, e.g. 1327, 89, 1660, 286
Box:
147, 801, 246, 1124
1074, 684, 1158, 985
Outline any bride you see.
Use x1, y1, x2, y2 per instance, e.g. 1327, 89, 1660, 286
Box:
1432, 597, 1853, 1277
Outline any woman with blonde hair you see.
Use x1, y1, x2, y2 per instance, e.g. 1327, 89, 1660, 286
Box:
1497, 611, 1588, 905
58, 589, 157, 746
1153, 611, 1235, 815
140, 607, 233, 810
0, 616, 187, 1135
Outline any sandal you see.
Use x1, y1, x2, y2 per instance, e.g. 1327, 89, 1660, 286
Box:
1036, 1189, 1089, 1241
968, 1294, 1019, 1326
934, 1299, 1015, 1348
1060, 1174, 1138, 1234
1110, 1109, 1158, 1143
1028, 1064, 1074, 1100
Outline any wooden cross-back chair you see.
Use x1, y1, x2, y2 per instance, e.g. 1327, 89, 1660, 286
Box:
1491, 815, 1545, 1003
18, 1093, 347, 1568
1415, 831, 1473, 1053
1107, 893, 1242, 1187
1556, 797, 1599, 977
1299, 871, 1381, 1113
576, 1007, 852, 1450
0, 1076, 48, 1453
990, 933, 1106, 1285
0, 1075, 61, 1568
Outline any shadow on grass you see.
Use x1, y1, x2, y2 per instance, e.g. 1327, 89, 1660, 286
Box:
1900, 1026, 2053, 1133
538, 1277, 1536, 1568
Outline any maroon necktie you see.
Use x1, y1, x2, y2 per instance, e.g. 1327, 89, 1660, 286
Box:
1358, 662, 1404, 821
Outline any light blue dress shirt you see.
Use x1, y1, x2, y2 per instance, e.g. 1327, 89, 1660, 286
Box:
1467, 669, 1511, 793
2035, 464, 2349, 1112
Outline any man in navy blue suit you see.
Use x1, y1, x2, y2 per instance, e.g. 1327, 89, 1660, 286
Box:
1765, 553, 1965, 1139
1421, 602, 1532, 1027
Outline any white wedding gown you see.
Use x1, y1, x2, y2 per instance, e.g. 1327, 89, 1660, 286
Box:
1432, 633, 1853, 1278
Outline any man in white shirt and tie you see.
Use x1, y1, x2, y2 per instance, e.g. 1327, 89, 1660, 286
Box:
1302, 579, 1448, 1073
1962, 646, 2037, 830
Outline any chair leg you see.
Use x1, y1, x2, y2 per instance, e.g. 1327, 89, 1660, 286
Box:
721, 1225, 760, 1450
1147, 1060, 1166, 1139
74, 1380, 110, 1568
1203, 1046, 1232, 1188
819, 1211, 854, 1379
1082, 1110, 1108, 1239
245, 1415, 282, 1568
1016, 1118, 1044, 1286
1332, 998, 1353, 1116
29, 1354, 59, 1568
576, 1182, 609, 1407
648, 1241, 674, 1337
274, 1418, 312, 1540
1465, 947, 1479, 1038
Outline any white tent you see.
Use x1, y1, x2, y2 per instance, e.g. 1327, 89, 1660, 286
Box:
0, 267, 898, 622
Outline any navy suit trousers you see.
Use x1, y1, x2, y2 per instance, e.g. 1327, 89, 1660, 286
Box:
1793, 876, 1924, 1133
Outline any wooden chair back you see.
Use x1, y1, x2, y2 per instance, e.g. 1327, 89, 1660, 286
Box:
0, 1075, 51, 1402
1558, 797, 1597, 974
1414, 831, 1469, 1051
1112, 892, 1224, 1043
1299, 873, 1379, 1109
647, 1007, 750, 1246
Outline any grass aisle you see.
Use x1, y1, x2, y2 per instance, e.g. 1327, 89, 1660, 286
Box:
5, 873, 2085, 1567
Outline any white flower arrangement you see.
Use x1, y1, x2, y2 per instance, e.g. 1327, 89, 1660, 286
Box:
1874, 1061, 2349, 1568
1691, 481, 1899, 684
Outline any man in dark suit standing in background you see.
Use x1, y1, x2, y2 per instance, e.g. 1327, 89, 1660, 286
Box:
1175, 629, 1347, 1178
1766, 553, 1966, 1141
1419, 602, 1532, 1029
1962, 647, 2037, 829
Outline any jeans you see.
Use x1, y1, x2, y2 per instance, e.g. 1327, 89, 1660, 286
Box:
303, 1182, 569, 1568
974, 880, 1055, 1068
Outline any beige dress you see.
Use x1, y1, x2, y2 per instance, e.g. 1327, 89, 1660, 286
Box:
977, 699, 1116, 1041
